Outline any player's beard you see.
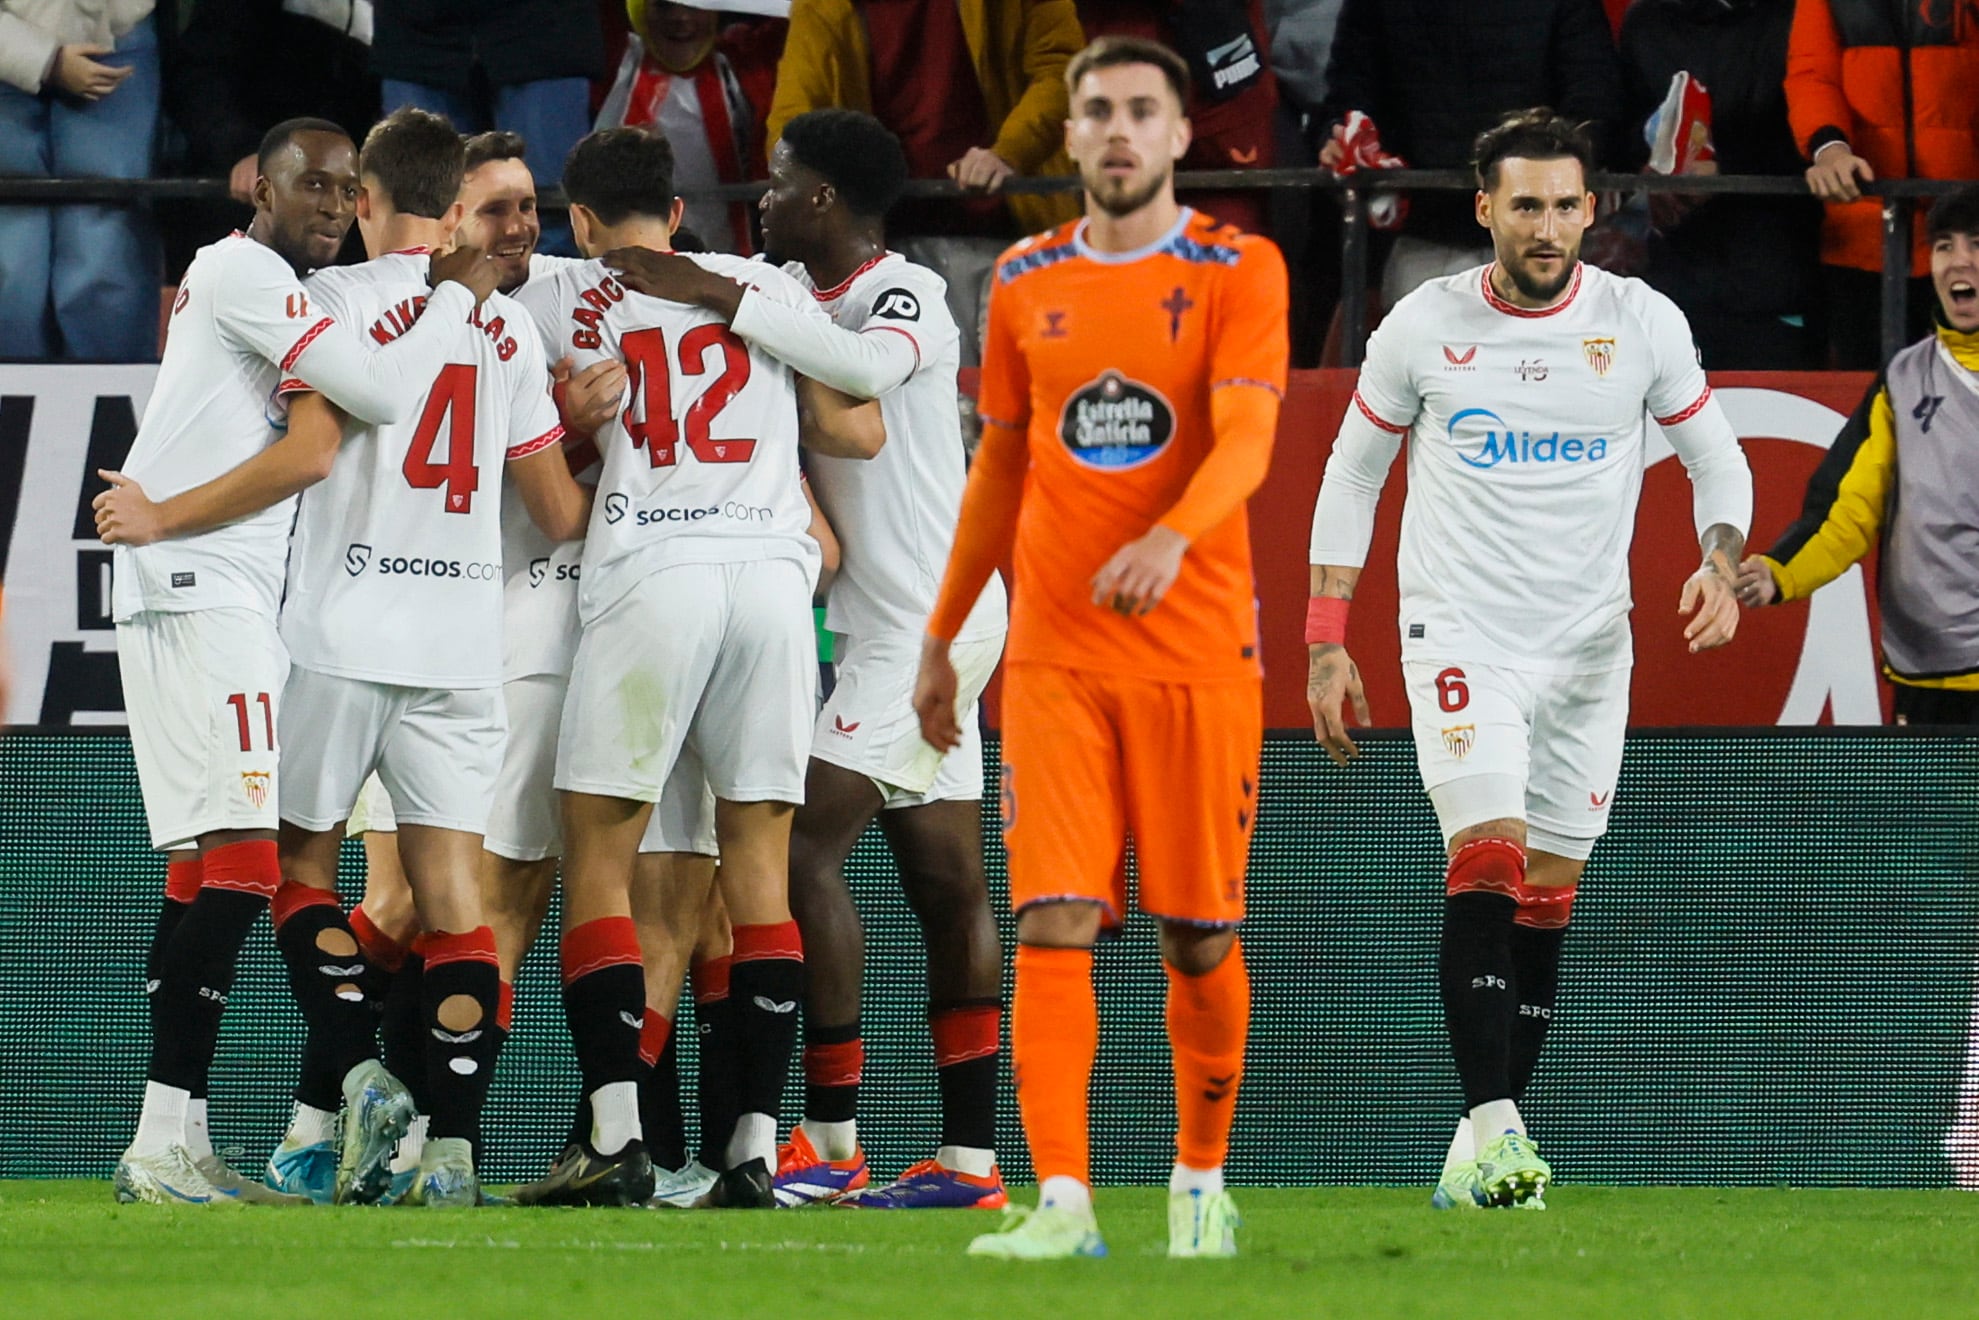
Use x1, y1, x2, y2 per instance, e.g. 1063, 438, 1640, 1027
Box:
1502, 244, 1579, 304
1084, 163, 1172, 219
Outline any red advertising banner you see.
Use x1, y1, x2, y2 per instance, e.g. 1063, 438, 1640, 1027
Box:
965, 369, 1886, 730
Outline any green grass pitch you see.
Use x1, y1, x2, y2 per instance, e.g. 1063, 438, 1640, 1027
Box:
7, 1183, 1979, 1319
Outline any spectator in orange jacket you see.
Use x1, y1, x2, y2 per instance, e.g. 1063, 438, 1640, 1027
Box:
1785, 0, 1979, 368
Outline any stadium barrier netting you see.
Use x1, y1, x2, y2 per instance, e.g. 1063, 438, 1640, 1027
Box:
3, 728, 1975, 1186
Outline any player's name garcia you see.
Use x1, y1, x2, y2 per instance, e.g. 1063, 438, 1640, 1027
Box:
368, 295, 519, 361
601, 493, 776, 525
343, 543, 501, 579
1450, 407, 1612, 470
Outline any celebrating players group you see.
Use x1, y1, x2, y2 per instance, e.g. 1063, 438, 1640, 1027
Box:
90, 33, 1752, 1260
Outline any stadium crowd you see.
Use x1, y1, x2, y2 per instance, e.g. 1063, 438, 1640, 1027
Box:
4, 0, 1978, 368
0, 0, 1974, 1264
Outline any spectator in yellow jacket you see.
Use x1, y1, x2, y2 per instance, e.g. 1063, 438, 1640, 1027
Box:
768, 0, 1084, 237
1736, 187, 1979, 726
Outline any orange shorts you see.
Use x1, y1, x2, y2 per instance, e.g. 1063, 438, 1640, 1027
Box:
1000, 663, 1262, 927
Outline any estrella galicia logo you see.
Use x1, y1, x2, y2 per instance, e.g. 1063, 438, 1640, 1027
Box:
871, 288, 920, 321
1057, 371, 1176, 469
604, 492, 629, 524
529, 557, 549, 587
345, 543, 372, 576
1449, 407, 1611, 470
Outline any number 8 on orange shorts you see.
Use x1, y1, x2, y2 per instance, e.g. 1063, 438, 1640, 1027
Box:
1000, 662, 1263, 927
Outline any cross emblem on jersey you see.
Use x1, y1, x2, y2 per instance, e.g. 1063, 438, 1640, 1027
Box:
1160, 286, 1195, 342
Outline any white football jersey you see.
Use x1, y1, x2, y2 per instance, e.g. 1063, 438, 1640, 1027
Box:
1348, 262, 1716, 674
498, 429, 598, 682
112, 234, 335, 622
517, 253, 821, 622
280, 252, 563, 687
793, 253, 1007, 644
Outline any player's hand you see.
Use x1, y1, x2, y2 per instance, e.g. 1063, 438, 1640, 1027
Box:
1090, 525, 1187, 617
1805, 144, 1874, 203
604, 246, 744, 318
913, 635, 963, 754
1733, 555, 1780, 609
430, 243, 501, 305
92, 470, 166, 546
228, 153, 259, 204
949, 147, 1015, 193
50, 44, 133, 100
1307, 643, 1370, 766
1680, 549, 1741, 652
555, 356, 627, 435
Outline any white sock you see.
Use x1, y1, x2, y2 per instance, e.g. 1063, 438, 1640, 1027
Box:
589, 1081, 641, 1156
1444, 1116, 1475, 1171
1469, 1099, 1525, 1143
1038, 1174, 1092, 1216
800, 1118, 858, 1161
286, 1102, 337, 1147
726, 1111, 777, 1171
937, 1144, 996, 1178
131, 1082, 191, 1156
390, 1114, 430, 1175
184, 1098, 214, 1161
1169, 1162, 1223, 1197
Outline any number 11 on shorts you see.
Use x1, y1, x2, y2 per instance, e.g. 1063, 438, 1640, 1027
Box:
226, 691, 274, 752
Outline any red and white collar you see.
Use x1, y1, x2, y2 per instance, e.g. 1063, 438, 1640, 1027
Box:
812, 251, 893, 303
1480, 261, 1583, 318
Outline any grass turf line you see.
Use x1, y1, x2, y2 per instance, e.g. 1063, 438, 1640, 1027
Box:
6, 1184, 1979, 1319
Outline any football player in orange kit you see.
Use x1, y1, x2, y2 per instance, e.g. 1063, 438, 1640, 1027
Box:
914, 34, 1288, 1260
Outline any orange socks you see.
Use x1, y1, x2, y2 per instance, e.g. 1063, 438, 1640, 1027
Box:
1011, 944, 1098, 1184
1167, 942, 1250, 1171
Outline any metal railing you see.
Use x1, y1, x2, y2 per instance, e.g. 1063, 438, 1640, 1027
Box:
3, 168, 1967, 366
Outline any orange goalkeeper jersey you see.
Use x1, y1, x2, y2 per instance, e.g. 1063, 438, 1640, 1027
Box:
937, 208, 1288, 683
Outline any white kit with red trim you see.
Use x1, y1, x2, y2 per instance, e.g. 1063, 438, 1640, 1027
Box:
280, 251, 563, 687
1311, 260, 1751, 675
788, 251, 1007, 644
516, 253, 822, 623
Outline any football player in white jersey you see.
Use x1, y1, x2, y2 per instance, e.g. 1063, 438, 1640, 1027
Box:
90, 116, 501, 1205
607, 109, 1012, 1208
263, 110, 590, 1206
510, 128, 877, 1208
1305, 110, 1752, 1210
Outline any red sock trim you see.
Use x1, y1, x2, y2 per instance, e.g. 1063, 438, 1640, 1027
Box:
412, 925, 499, 968
349, 907, 409, 973
931, 1004, 1001, 1067
638, 1010, 672, 1067
803, 1038, 864, 1087
268, 876, 335, 926
691, 955, 732, 1004
561, 916, 641, 984
164, 856, 203, 904
1445, 837, 1526, 900
1515, 882, 1578, 929
202, 840, 281, 902
731, 920, 803, 965
497, 980, 515, 1032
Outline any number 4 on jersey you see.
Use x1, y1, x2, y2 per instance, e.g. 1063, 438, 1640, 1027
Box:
404, 362, 480, 513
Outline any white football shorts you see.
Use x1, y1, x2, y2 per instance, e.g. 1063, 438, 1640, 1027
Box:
486, 670, 715, 860
345, 771, 397, 836
278, 665, 505, 834
117, 607, 288, 849
813, 629, 1003, 808
557, 559, 814, 806
1404, 660, 1631, 857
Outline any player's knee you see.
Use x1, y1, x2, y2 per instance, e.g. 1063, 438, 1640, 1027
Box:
1445, 834, 1527, 899
1015, 899, 1103, 949
1158, 922, 1237, 977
